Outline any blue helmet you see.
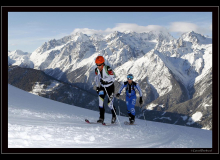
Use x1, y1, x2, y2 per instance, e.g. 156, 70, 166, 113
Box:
127, 74, 134, 80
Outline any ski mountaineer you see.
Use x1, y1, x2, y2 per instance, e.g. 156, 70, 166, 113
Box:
94, 56, 117, 124
116, 74, 143, 124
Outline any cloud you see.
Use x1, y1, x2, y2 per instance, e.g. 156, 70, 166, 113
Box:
71, 23, 168, 35
169, 21, 212, 35
107, 23, 168, 33
72, 28, 106, 35
169, 22, 198, 33
71, 22, 212, 38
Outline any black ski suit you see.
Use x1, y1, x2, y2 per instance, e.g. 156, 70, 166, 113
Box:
95, 65, 116, 119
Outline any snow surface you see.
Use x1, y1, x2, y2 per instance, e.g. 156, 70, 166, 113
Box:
8, 84, 212, 148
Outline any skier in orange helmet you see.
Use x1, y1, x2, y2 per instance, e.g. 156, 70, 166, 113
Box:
94, 56, 117, 124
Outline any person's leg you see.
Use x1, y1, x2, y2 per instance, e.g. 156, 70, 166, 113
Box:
97, 86, 106, 122
105, 84, 117, 123
106, 84, 116, 118
126, 97, 136, 124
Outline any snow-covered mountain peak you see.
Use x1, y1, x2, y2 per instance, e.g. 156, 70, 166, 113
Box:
104, 30, 174, 42
104, 31, 124, 40
8, 49, 30, 56
10, 30, 212, 87
123, 30, 134, 34
180, 31, 211, 45
146, 30, 174, 41
71, 32, 90, 42
34, 38, 61, 54
90, 34, 104, 41
8, 50, 33, 67
11, 30, 212, 85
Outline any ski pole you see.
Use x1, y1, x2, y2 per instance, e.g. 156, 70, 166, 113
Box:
116, 81, 121, 118
103, 86, 121, 127
117, 98, 120, 117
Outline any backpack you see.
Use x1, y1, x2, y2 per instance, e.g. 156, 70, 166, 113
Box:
125, 81, 136, 91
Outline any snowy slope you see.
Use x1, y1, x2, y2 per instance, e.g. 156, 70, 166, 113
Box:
8, 84, 212, 148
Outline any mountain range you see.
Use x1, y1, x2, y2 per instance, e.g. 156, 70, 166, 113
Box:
8, 30, 212, 130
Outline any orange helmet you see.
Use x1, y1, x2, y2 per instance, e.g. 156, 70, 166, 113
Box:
95, 56, 105, 64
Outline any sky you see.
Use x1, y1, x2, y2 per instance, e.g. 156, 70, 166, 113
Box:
8, 12, 212, 53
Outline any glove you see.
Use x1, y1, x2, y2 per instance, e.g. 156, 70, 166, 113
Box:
100, 79, 104, 83
116, 93, 120, 98
100, 79, 106, 84
139, 97, 143, 105
100, 79, 108, 85
96, 87, 100, 94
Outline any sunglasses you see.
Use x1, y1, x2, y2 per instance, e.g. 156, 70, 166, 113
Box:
127, 75, 133, 80
96, 63, 103, 66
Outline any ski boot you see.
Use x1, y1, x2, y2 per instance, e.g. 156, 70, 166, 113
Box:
111, 117, 116, 124
97, 106, 105, 123
129, 119, 135, 125
129, 113, 135, 125
97, 118, 104, 123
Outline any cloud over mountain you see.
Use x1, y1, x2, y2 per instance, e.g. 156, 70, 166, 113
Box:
71, 22, 212, 37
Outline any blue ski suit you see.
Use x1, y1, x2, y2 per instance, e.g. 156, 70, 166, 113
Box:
118, 81, 142, 117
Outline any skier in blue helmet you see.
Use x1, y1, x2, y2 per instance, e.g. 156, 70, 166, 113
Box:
116, 74, 143, 124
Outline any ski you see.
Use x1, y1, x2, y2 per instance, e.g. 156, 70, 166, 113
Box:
124, 121, 137, 125
85, 119, 100, 124
85, 119, 115, 126
102, 122, 117, 126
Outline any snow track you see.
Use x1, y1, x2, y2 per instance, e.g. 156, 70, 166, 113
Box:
8, 84, 212, 148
